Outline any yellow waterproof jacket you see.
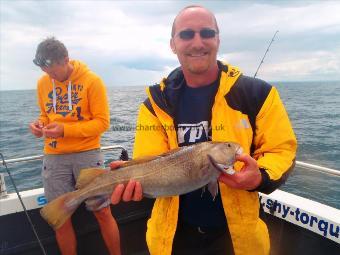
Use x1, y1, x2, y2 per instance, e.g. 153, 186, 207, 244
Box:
37, 60, 110, 154
133, 62, 297, 255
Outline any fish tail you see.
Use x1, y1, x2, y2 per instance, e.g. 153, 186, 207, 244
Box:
40, 191, 81, 230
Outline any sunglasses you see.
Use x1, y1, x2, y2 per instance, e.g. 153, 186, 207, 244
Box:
33, 55, 52, 67
177, 28, 218, 40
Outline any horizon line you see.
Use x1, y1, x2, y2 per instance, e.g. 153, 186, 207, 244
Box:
1, 80, 339, 92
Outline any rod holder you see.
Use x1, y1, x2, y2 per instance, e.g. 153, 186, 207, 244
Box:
0, 173, 7, 198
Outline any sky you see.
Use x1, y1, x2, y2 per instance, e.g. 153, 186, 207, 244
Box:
1, 0, 340, 90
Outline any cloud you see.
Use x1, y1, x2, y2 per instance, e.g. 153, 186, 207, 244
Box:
1, 0, 340, 90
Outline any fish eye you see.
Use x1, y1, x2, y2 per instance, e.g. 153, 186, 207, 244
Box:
227, 143, 231, 147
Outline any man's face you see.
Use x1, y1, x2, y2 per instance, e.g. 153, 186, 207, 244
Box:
170, 8, 220, 75
41, 57, 69, 82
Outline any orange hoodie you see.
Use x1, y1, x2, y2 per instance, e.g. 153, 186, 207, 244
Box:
37, 60, 110, 154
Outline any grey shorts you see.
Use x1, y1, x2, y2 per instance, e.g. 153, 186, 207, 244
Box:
42, 149, 110, 211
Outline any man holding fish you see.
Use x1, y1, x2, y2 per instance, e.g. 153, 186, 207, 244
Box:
110, 5, 297, 255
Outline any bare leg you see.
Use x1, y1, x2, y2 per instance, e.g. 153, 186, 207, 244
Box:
94, 207, 121, 255
55, 218, 77, 255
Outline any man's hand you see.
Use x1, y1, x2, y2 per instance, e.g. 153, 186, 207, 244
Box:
29, 120, 44, 138
218, 154, 262, 190
42, 123, 64, 138
110, 161, 143, 204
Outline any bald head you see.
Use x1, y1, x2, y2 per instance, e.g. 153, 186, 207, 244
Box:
171, 5, 219, 38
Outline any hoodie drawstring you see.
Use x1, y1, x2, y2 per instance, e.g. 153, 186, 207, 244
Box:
67, 81, 72, 111
52, 79, 72, 113
52, 79, 57, 113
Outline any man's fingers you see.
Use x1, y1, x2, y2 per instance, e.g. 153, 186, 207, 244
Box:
30, 123, 40, 131
132, 181, 143, 201
218, 174, 238, 189
111, 184, 125, 205
109, 160, 126, 170
235, 153, 248, 162
44, 123, 57, 129
29, 123, 43, 137
34, 121, 44, 128
110, 180, 142, 205
42, 129, 54, 138
122, 180, 136, 202
42, 123, 64, 138
235, 154, 258, 172
42, 125, 62, 138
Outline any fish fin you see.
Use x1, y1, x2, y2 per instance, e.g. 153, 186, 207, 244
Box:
207, 181, 219, 201
85, 195, 110, 211
118, 156, 160, 168
76, 168, 106, 189
40, 191, 79, 230
156, 147, 182, 157
142, 192, 155, 199
201, 186, 206, 197
118, 148, 184, 169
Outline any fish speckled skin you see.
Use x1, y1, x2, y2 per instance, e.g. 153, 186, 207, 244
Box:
71, 142, 240, 205
40, 141, 241, 229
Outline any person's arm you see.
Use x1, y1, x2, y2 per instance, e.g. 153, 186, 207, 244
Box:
37, 82, 49, 126
250, 87, 297, 193
29, 80, 49, 138
133, 102, 170, 159
219, 87, 297, 193
111, 101, 170, 204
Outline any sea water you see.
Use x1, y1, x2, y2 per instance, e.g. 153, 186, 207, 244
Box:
0, 82, 339, 208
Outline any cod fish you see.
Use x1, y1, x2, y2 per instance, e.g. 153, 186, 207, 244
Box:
40, 141, 242, 229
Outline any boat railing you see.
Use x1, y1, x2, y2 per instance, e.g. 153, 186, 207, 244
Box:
296, 161, 340, 176
2, 149, 339, 175
1, 149, 339, 198
0, 145, 126, 198
2, 145, 126, 165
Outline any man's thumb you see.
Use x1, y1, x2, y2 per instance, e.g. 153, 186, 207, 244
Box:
110, 160, 127, 170
44, 122, 56, 129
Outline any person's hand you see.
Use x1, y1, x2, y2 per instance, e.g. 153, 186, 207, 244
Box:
218, 153, 262, 190
29, 120, 44, 138
42, 122, 64, 138
110, 161, 143, 204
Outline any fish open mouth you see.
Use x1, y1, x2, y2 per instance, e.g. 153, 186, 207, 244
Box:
207, 146, 243, 175
235, 146, 243, 156
207, 155, 235, 175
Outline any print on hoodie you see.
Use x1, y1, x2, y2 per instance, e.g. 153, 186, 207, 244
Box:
46, 84, 83, 119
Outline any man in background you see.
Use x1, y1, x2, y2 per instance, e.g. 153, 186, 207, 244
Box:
110, 5, 297, 255
29, 37, 120, 255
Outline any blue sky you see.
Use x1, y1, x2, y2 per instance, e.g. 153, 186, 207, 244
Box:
1, 0, 340, 90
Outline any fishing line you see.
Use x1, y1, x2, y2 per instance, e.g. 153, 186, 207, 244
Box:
0, 153, 47, 255
254, 30, 279, 78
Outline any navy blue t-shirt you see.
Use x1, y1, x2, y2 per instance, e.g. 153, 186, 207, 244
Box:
175, 78, 227, 228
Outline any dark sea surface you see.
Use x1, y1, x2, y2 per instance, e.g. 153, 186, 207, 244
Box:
0, 82, 339, 209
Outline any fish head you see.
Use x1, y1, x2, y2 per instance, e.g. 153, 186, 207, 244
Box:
206, 142, 243, 175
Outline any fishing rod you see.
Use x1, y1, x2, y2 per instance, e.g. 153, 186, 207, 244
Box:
0, 153, 47, 255
254, 30, 279, 78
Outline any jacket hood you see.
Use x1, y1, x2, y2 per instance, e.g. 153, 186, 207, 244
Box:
68, 60, 90, 82
48, 60, 90, 114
